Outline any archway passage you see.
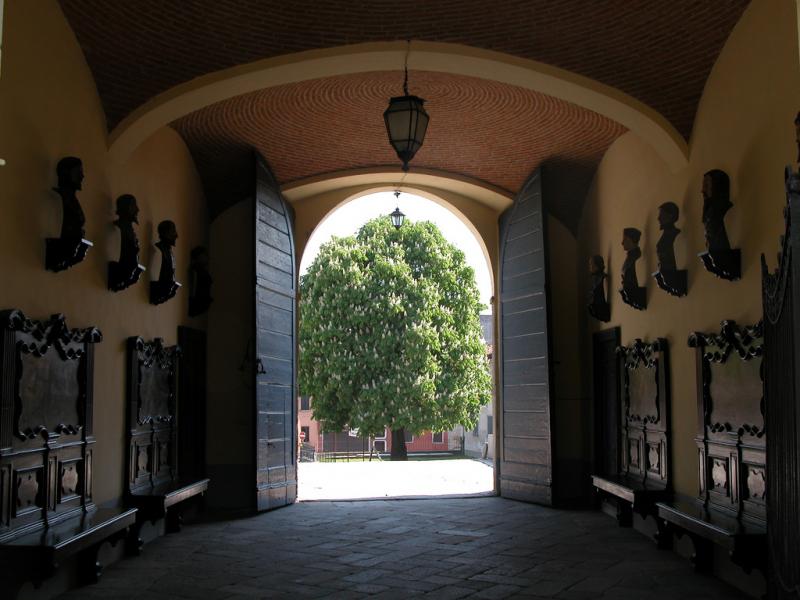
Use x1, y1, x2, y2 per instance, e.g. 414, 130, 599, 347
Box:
296, 191, 496, 500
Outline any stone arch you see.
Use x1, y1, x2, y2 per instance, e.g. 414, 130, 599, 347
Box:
286, 169, 509, 296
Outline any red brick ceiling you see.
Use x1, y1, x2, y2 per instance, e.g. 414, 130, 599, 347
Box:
57, 1, 749, 226
173, 71, 627, 225
59, 0, 749, 137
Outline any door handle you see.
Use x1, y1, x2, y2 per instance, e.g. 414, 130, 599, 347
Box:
256, 358, 266, 375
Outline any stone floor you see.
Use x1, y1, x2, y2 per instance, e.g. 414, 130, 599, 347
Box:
57, 497, 751, 600
298, 459, 495, 500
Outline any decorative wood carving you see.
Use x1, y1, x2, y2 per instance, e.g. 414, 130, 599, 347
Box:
653, 201, 688, 297
1, 312, 101, 442
108, 194, 145, 292
0, 309, 101, 540
587, 255, 610, 322
698, 169, 741, 281
711, 459, 727, 491
150, 220, 181, 305
124, 335, 209, 551
688, 319, 765, 526
747, 467, 765, 500
617, 338, 670, 487
16, 471, 41, 511
689, 320, 764, 438
592, 336, 671, 527
45, 157, 93, 272
130, 338, 177, 426
60, 463, 79, 496
619, 227, 647, 310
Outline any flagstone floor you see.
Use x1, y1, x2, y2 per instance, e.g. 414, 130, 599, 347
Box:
56, 497, 755, 599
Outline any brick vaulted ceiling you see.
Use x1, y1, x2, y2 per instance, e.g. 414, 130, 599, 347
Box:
59, 1, 750, 224
173, 72, 626, 225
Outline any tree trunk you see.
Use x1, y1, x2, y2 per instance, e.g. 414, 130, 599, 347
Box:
391, 428, 408, 461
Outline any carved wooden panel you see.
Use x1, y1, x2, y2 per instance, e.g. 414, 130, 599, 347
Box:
617, 338, 670, 488
689, 320, 765, 522
126, 337, 180, 494
0, 309, 101, 541
15, 468, 43, 515
628, 367, 658, 424
620, 339, 664, 425
18, 354, 80, 439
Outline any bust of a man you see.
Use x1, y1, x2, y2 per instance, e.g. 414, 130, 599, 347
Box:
621, 227, 642, 291
587, 254, 609, 320
656, 202, 680, 272
54, 156, 86, 241
114, 194, 140, 267
702, 170, 732, 252
155, 220, 178, 284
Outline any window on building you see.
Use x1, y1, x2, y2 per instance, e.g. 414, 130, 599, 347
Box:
472, 422, 479, 436
300, 426, 310, 444
404, 430, 414, 443
432, 431, 443, 444
300, 396, 310, 411
487, 415, 493, 434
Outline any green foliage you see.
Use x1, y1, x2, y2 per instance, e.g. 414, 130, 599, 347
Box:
299, 217, 492, 437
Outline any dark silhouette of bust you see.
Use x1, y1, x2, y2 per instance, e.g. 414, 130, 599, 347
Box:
587, 255, 610, 322
150, 220, 181, 305
45, 156, 93, 271
115, 195, 141, 269
656, 202, 680, 272
702, 170, 732, 252
188, 246, 213, 317
54, 156, 86, 242
108, 194, 146, 291
619, 227, 646, 309
156, 220, 178, 284
621, 227, 642, 290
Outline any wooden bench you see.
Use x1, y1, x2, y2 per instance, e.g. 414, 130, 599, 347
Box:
592, 338, 671, 533
0, 310, 138, 599
125, 337, 209, 554
656, 320, 766, 575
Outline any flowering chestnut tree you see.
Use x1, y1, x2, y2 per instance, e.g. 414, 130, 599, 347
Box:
299, 217, 491, 460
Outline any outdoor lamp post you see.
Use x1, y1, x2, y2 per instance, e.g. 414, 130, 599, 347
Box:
383, 43, 429, 172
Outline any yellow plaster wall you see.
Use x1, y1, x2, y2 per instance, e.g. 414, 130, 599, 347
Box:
0, 2, 207, 505
578, 0, 800, 499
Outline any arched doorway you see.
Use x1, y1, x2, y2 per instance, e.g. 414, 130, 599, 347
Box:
296, 189, 497, 500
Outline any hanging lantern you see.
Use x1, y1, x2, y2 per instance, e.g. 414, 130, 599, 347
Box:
384, 95, 429, 172
383, 43, 429, 172
390, 206, 405, 229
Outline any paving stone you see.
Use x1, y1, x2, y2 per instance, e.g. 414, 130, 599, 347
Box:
51, 497, 755, 600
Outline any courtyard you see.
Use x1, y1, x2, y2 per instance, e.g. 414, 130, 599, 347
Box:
298, 458, 495, 501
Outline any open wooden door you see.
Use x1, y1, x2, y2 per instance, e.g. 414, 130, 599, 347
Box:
498, 169, 555, 505
254, 156, 297, 510
593, 327, 621, 477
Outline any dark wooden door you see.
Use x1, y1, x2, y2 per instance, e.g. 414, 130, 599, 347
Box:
593, 327, 621, 477
498, 169, 555, 505
254, 156, 297, 511
177, 326, 207, 481
762, 173, 800, 599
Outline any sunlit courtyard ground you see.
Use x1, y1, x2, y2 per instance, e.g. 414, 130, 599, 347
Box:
298, 457, 495, 500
